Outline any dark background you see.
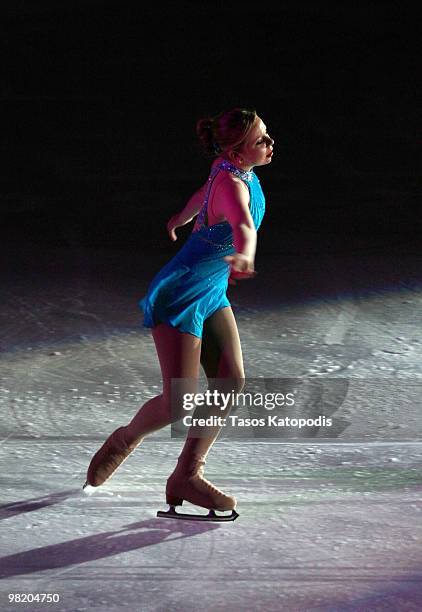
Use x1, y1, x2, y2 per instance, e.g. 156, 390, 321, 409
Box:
1, 0, 420, 256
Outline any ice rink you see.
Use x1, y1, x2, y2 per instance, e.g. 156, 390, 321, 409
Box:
1, 245, 421, 611
2, 1, 420, 609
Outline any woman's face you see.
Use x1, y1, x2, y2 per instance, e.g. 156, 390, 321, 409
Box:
234, 116, 274, 169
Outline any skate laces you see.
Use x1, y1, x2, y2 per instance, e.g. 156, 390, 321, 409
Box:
112, 427, 139, 452
102, 429, 132, 464
192, 461, 229, 497
201, 476, 226, 496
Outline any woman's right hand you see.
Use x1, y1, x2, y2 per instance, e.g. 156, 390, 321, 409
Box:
223, 253, 257, 285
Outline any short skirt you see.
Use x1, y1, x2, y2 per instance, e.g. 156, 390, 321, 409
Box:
138, 232, 235, 338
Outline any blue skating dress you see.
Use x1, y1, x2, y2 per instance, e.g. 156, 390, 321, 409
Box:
138, 159, 266, 338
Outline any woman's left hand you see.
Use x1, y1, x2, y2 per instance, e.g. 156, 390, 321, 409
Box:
227, 269, 258, 285
167, 214, 187, 241
223, 253, 257, 285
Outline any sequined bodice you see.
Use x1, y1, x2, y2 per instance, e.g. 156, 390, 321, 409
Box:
191, 159, 266, 249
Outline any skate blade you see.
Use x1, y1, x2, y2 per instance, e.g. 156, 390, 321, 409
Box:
82, 481, 96, 495
156, 506, 239, 522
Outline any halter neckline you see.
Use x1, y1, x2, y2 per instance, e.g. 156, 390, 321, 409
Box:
216, 159, 253, 182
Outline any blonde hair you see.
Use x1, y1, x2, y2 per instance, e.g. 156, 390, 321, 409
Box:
196, 107, 257, 156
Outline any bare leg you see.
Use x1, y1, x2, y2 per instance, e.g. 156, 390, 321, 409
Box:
85, 322, 202, 486
124, 323, 202, 444
127, 307, 244, 449
166, 307, 246, 510
180, 306, 245, 456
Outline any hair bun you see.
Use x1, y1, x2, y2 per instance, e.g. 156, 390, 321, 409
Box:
196, 117, 216, 156
202, 118, 213, 130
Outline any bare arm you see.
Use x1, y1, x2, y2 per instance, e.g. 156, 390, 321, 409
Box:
216, 176, 258, 284
177, 183, 207, 225
167, 182, 207, 241
217, 177, 257, 261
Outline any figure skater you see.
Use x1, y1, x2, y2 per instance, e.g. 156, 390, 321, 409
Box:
84, 107, 274, 520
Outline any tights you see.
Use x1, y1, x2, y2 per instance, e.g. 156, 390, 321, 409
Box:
122, 308, 245, 467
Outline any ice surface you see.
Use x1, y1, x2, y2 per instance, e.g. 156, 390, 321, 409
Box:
1, 245, 422, 611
